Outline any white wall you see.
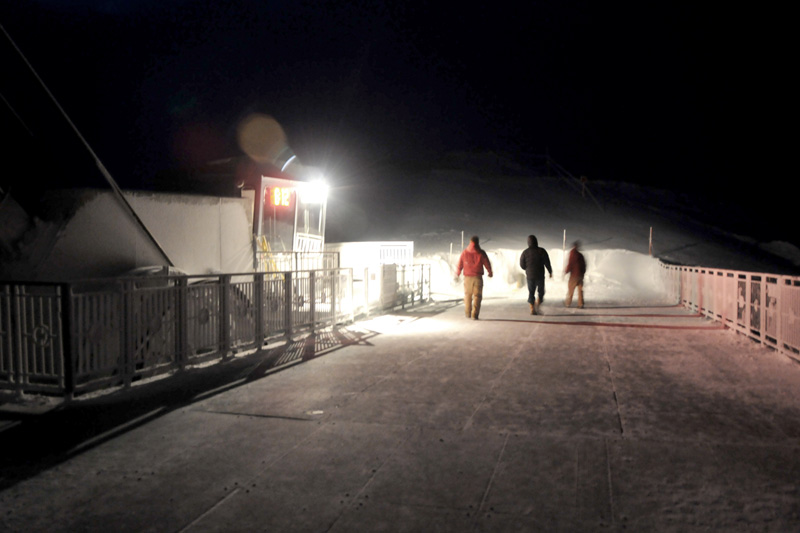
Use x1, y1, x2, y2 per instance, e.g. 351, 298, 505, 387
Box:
20, 190, 254, 281
126, 192, 253, 275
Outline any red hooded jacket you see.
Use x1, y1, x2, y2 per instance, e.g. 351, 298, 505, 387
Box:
565, 247, 586, 279
457, 242, 493, 277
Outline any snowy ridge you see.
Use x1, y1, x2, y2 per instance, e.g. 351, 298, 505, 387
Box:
328, 157, 799, 280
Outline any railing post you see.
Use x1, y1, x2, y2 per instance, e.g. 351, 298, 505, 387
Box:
420, 265, 424, 302
60, 283, 75, 400
8, 285, 22, 393
417, 266, 422, 305
254, 273, 264, 349
426, 264, 431, 301
348, 268, 355, 323
777, 277, 785, 353
698, 270, 704, 316
220, 275, 232, 358
759, 275, 766, 339
743, 273, 751, 332
401, 266, 406, 310
284, 271, 293, 340
310, 270, 316, 333
122, 280, 134, 389
364, 267, 370, 318
331, 269, 338, 326
177, 277, 188, 370
722, 272, 730, 325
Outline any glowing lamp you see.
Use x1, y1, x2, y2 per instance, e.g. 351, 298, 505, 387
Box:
301, 179, 328, 204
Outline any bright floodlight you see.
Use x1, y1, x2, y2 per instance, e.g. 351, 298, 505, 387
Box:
302, 178, 328, 204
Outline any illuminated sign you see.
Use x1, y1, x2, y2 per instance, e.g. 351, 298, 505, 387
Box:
267, 187, 294, 208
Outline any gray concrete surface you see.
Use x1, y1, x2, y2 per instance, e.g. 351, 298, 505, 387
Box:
2, 297, 800, 532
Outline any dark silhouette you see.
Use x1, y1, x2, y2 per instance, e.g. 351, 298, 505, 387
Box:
519, 235, 552, 315
564, 240, 587, 308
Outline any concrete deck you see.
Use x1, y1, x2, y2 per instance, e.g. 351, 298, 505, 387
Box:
2, 298, 800, 532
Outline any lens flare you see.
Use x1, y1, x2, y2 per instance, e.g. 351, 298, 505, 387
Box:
236, 113, 288, 164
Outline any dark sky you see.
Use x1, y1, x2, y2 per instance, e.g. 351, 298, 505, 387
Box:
1, 1, 792, 241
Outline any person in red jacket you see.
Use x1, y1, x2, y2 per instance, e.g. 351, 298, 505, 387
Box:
564, 240, 586, 308
455, 235, 493, 320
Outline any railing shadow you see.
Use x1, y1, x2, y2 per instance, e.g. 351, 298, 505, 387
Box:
245, 327, 379, 381
0, 324, 380, 492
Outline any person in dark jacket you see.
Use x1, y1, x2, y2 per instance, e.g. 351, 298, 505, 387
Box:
564, 240, 586, 308
455, 235, 493, 320
519, 235, 552, 315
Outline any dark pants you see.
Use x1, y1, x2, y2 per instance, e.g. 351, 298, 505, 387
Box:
527, 277, 545, 304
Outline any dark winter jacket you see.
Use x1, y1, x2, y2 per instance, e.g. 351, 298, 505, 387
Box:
457, 241, 493, 277
519, 235, 552, 279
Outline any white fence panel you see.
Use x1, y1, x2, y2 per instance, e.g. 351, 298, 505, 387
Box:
1, 267, 372, 397
658, 263, 800, 363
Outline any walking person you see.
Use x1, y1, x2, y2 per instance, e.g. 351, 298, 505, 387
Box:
519, 235, 552, 315
564, 240, 586, 308
455, 235, 493, 320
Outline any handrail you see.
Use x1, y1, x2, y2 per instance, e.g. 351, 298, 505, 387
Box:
1, 268, 354, 398
657, 261, 800, 363
1, 264, 432, 398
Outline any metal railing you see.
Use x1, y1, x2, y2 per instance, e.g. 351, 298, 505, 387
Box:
354, 264, 432, 317
1, 268, 353, 397
256, 251, 339, 274
658, 262, 800, 362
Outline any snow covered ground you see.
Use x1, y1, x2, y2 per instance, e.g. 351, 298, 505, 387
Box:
326, 154, 799, 307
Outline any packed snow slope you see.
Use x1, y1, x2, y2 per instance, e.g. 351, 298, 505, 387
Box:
326, 153, 799, 301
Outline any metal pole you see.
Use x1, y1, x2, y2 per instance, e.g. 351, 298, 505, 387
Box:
284, 272, 293, 340
221, 275, 231, 359
254, 273, 264, 349
60, 283, 75, 400
177, 277, 188, 369
309, 271, 316, 333
122, 280, 134, 389
331, 270, 337, 326
364, 267, 369, 318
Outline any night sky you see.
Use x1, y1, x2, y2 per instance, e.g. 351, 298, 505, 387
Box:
1, 2, 792, 243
